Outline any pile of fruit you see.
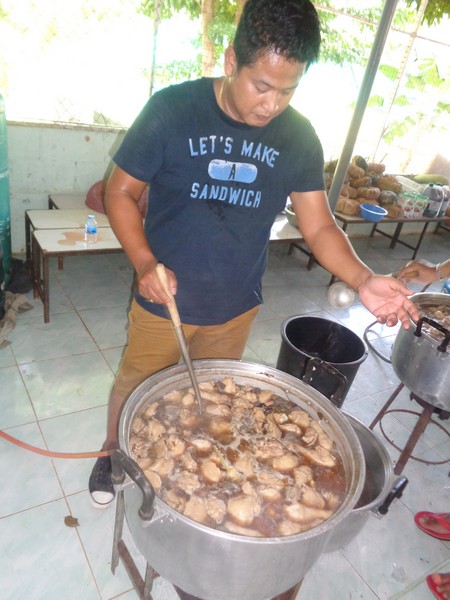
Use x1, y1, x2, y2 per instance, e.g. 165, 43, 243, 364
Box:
325, 156, 404, 217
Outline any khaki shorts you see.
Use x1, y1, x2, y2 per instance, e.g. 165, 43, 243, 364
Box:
113, 299, 260, 400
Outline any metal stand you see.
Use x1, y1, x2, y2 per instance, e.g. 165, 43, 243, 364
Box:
111, 489, 157, 600
369, 383, 450, 475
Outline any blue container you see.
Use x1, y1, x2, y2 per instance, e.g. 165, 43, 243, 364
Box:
359, 203, 388, 223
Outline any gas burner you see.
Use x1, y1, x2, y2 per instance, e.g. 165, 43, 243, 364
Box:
369, 383, 450, 475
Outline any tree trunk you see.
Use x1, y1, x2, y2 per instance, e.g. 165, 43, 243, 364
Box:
149, 0, 163, 96
201, 0, 216, 76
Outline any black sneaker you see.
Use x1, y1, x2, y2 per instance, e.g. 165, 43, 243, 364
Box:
89, 455, 115, 508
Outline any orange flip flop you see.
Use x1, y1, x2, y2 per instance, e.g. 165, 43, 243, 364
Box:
414, 512, 450, 540
427, 573, 450, 600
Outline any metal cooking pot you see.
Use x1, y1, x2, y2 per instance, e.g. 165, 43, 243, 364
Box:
325, 413, 407, 552
391, 292, 450, 410
117, 360, 366, 600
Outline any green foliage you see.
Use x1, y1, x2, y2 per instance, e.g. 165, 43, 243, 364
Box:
404, 0, 450, 25
152, 57, 202, 85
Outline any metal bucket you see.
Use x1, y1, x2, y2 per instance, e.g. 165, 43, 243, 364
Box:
276, 316, 368, 407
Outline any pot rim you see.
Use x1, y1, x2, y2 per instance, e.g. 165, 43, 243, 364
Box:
119, 359, 366, 542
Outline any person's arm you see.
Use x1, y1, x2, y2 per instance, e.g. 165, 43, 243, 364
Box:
396, 259, 450, 284
290, 190, 420, 328
104, 165, 176, 303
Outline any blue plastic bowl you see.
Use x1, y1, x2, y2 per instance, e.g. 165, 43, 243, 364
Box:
359, 203, 388, 222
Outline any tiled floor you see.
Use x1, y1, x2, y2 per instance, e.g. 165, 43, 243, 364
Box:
1, 230, 449, 600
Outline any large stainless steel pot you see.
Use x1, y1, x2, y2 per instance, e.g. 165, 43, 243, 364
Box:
117, 360, 366, 600
391, 292, 450, 410
326, 413, 407, 552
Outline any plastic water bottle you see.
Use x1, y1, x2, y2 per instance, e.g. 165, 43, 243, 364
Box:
442, 278, 450, 294
84, 214, 98, 243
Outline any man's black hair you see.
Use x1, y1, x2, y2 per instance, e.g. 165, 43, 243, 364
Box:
233, 0, 321, 68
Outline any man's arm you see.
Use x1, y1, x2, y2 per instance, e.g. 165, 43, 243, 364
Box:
290, 190, 420, 328
104, 165, 176, 302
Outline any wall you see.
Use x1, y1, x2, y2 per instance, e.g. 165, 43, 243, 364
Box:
7, 122, 125, 253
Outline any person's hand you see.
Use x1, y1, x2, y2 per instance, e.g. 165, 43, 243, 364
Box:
395, 259, 438, 284
357, 275, 419, 328
136, 262, 177, 305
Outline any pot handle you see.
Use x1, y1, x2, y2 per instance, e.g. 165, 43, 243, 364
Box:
377, 476, 408, 515
414, 317, 450, 353
111, 449, 155, 522
303, 358, 348, 407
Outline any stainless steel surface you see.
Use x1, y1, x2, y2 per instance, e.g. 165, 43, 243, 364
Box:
155, 263, 202, 412
118, 360, 366, 600
326, 412, 394, 552
391, 292, 450, 410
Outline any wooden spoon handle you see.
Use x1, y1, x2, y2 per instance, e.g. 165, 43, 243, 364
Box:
156, 263, 181, 327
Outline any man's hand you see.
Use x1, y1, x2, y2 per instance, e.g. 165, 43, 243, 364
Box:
136, 262, 177, 305
357, 275, 420, 328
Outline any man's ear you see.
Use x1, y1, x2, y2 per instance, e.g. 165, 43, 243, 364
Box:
224, 46, 237, 77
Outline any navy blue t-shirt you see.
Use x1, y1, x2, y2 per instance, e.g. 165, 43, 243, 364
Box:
113, 78, 325, 325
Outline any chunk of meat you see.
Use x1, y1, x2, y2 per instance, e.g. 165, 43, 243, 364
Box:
318, 433, 334, 451
283, 503, 332, 526
142, 402, 159, 419
288, 410, 310, 428
184, 495, 207, 524
278, 519, 307, 536
258, 390, 274, 405
258, 486, 282, 502
149, 458, 173, 478
265, 414, 282, 439
146, 419, 166, 442
179, 451, 198, 472
200, 459, 222, 484
223, 520, 264, 537
164, 488, 186, 511
190, 438, 213, 456
254, 439, 285, 460
301, 485, 326, 509
182, 392, 195, 407
301, 426, 318, 446
175, 472, 201, 495
293, 465, 314, 487
221, 377, 237, 395
205, 497, 227, 524
278, 422, 302, 436
272, 453, 299, 473
166, 435, 186, 458
205, 404, 231, 418
234, 454, 256, 478
143, 469, 162, 491
163, 390, 183, 403
299, 446, 337, 467
227, 494, 261, 526
273, 412, 289, 424
256, 470, 286, 489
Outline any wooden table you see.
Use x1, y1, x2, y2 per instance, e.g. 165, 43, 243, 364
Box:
48, 192, 87, 210
25, 208, 110, 266
32, 227, 123, 323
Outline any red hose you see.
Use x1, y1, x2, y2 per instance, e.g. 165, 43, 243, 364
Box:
0, 429, 110, 459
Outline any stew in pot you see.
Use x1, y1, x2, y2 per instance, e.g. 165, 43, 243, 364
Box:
129, 377, 347, 537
